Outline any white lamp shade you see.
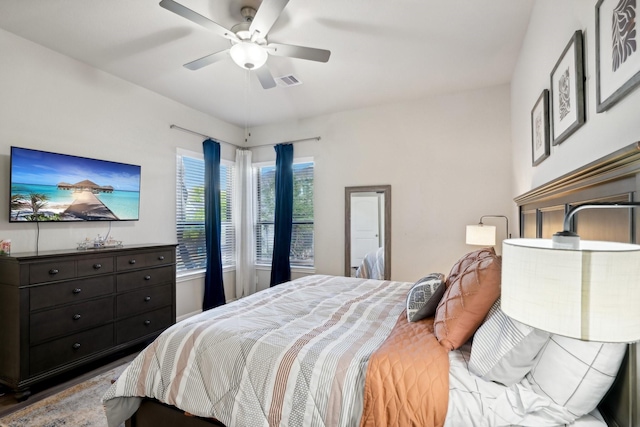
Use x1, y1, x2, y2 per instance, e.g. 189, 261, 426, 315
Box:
230, 42, 268, 70
502, 238, 640, 342
466, 224, 496, 246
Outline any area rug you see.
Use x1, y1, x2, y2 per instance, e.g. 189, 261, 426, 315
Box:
0, 363, 129, 427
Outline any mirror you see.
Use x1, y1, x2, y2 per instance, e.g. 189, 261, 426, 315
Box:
345, 185, 391, 280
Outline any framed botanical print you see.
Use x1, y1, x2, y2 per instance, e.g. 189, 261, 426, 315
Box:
531, 89, 550, 166
596, 0, 640, 112
550, 30, 585, 146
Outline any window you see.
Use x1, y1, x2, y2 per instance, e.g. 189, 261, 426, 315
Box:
255, 160, 314, 267
176, 150, 235, 273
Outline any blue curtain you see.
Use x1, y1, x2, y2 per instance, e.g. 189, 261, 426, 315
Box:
270, 143, 294, 286
202, 139, 226, 310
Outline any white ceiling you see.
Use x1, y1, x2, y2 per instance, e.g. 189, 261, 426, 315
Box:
0, 0, 534, 128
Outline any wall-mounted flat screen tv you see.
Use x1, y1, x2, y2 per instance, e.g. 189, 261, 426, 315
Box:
10, 146, 141, 222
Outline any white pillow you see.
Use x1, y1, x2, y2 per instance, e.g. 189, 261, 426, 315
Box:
522, 334, 627, 418
469, 299, 550, 385
405, 273, 445, 322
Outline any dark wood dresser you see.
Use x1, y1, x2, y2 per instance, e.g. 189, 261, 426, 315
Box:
0, 243, 176, 399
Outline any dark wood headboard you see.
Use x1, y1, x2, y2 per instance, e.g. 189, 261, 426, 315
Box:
514, 142, 640, 427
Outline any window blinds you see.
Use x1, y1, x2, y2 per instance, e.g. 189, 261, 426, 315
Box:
256, 161, 314, 267
176, 153, 235, 272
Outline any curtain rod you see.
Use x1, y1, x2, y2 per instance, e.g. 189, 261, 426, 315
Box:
169, 125, 241, 149
169, 124, 321, 150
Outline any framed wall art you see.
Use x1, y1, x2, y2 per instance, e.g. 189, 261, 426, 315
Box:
550, 30, 585, 146
596, 0, 640, 112
531, 89, 550, 166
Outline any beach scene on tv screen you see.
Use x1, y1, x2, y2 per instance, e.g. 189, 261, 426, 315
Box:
10, 148, 141, 221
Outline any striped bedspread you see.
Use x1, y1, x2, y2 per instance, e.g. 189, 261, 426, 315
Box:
103, 275, 413, 427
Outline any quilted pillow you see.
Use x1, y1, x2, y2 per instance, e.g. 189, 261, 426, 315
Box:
434, 251, 501, 351
522, 335, 627, 418
445, 247, 496, 287
469, 298, 550, 386
405, 273, 446, 322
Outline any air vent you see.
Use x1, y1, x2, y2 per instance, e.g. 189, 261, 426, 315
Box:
276, 74, 302, 87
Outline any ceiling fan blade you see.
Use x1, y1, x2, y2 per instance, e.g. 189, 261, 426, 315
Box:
184, 49, 230, 70
159, 0, 238, 42
256, 65, 276, 89
267, 43, 331, 62
249, 0, 289, 37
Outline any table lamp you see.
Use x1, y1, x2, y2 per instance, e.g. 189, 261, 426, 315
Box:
466, 215, 510, 246
501, 202, 640, 342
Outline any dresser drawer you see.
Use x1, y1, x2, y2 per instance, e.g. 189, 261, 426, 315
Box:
29, 260, 75, 284
116, 308, 173, 345
116, 249, 174, 271
30, 324, 114, 375
30, 296, 114, 343
77, 256, 114, 277
117, 284, 172, 318
116, 265, 174, 292
145, 249, 175, 267
30, 275, 115, 311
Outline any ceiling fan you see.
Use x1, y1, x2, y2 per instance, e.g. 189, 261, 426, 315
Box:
159, 0, 331, 89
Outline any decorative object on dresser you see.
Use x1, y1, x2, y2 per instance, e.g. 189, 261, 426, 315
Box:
0, 244, 176, 401
531, 89, 550, 166
596, 0, 640, 113
550, 30, 585, 146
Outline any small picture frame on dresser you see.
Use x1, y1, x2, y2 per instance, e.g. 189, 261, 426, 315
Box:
550, 30, 585, 146
0, 239, 10, 255
531, 89, 550, 166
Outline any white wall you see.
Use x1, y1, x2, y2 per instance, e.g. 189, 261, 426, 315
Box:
249, 84, 514, 282
511, 0, 640, 200
0, 28, 242, 316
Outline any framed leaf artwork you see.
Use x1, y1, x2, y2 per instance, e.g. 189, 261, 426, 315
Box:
550, 30, 585, 146
596, 0, 640, 112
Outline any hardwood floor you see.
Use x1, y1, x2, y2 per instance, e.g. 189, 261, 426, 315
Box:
0, 349, 139, 419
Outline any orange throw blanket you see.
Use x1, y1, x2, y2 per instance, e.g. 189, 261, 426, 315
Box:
360, 313, 450, 427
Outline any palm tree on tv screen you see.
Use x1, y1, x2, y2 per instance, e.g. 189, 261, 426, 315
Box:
27, 193, 50, 221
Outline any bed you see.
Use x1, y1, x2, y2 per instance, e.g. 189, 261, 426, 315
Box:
103, 142, 640, 427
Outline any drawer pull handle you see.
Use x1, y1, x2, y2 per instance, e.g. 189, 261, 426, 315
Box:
93, 263, 102, 269
158, 256, 165, 261
144, 320, 151, 326
49, 269, 59, 275
73, 314, 82, 320
129, 259, 136, 265
72, 288, 82, 294
144, 296, 151, 302
144, 275, 151, 281
72, 343, 81, 350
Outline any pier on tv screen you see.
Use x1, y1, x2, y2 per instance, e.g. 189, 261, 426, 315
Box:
9, 146, 141, 222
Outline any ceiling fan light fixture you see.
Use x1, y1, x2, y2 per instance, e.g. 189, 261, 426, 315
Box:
230, 41, 268, 70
